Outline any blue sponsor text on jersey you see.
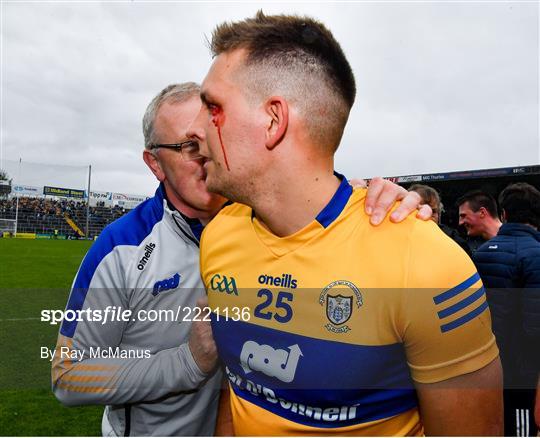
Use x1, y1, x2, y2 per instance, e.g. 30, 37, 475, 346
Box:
152, 273, 181, 296
226, 367, 359, 424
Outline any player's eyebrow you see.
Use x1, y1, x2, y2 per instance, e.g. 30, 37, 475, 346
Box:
200, 91, 215, 107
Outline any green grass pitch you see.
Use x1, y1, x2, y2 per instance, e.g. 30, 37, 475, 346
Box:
0, 238, 103, 436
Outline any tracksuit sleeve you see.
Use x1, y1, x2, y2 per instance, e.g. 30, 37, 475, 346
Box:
51, 239, 210, 406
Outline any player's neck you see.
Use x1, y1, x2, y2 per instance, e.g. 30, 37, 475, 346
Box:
252, 168, 341, 237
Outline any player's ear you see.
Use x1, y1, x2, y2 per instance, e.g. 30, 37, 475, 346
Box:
264, 97, 288, 150
143, 150, 165, 182
478, 207, 487, 218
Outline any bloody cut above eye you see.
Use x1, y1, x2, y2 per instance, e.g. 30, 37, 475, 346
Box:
210, 106, 230, 171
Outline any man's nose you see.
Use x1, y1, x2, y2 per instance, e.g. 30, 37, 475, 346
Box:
186, 108, 209, 157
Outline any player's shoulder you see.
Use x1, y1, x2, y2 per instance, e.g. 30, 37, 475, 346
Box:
102, 195, 162, 246
348, 187, 439, 240
404, 218, 478, 289
405, 214, 472, 261
348, 190, 470, 270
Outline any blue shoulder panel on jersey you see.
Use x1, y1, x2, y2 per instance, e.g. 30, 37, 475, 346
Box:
212, 315, 417, 428
60, 185, 165, 338
315, 172, 353, 228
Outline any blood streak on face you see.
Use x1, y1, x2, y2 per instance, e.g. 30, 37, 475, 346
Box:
210, 106, 230, 171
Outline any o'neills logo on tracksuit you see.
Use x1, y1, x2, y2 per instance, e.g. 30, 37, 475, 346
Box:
137, 243, 156, 270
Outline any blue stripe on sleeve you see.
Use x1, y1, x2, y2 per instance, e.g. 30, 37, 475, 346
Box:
433, 272, 481, 305
440, 300, 489, 333
437, 287, 485, 319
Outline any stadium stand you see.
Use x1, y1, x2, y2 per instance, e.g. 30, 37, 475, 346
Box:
0, 197, 127, 238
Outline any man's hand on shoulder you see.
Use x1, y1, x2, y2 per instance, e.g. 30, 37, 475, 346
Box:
351, 176, 432, 225
188, 297, 218, 374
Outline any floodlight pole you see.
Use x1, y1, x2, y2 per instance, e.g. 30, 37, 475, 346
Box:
86, 165, 91, 239
14, 158, 21, 236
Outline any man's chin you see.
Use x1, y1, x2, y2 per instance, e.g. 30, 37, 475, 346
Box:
205, 179, 229, 199
204, 176, 219, 193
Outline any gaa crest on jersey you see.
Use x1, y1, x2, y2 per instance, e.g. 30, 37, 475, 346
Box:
319, 280, 363, 334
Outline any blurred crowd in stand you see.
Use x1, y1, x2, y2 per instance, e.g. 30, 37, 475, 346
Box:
0, 197, 127, 238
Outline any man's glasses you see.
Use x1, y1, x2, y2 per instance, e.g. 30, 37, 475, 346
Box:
148, 140, 202, 161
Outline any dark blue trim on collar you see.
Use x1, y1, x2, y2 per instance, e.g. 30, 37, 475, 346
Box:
180, 212, 204, 242
315, 172, 353, 228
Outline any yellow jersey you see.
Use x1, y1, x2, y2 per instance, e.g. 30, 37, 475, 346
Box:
200, 175, 498, 436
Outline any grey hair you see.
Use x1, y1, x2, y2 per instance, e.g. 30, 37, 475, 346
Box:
142, 82, 201, 149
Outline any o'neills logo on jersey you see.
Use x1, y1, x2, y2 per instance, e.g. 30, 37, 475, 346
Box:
137, 243, 156, 270
258, 273, 298, 289
319, 280, 363, 334
210, 274, 238, 295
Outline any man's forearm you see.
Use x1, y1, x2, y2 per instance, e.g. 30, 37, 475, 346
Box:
53, 343, 210, 406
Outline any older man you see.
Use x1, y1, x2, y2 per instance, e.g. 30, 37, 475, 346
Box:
52, 82, 427, 436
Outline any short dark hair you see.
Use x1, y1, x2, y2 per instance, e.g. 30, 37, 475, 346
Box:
210, 11, 356, 152
456, 190, 498, 219
498, 182, 540, 228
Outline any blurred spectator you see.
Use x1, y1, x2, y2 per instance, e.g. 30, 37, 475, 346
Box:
409, 183, 472, 256
473, 182, 540, 436
457, 190, 502, 252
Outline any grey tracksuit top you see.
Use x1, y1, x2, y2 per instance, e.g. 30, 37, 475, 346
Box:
52, 184, 222, 436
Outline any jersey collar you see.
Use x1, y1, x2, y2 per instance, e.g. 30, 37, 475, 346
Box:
315, 172, 353, 228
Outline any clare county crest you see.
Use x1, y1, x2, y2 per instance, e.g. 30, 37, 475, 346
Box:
319, 280, 363, 334
326, 295, 352, 325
